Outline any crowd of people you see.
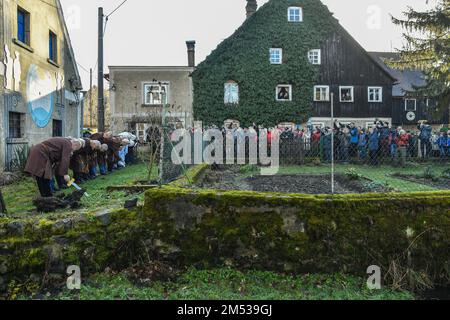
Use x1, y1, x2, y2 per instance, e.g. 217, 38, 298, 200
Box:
191, 120, 450, 167
24, 131, 138, 198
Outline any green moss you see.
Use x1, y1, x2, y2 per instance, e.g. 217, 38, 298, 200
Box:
143, 187, 450, 285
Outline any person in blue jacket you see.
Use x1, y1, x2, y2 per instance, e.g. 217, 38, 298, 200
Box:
349, 123, 359, 159
447, 130, 450, 158
437, 131, 448, 158
358, 128, 368, 161
368, 127, 380, 166
418, 121, 432, 158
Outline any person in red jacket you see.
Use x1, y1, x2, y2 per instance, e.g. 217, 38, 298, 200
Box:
397, 129, 409, 167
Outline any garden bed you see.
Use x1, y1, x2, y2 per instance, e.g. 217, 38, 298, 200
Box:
391, 173, 450, 190
193, 166, 391, 194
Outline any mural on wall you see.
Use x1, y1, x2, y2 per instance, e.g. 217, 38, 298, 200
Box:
27, 64, 55, 128
2, 45, 22, 92
3, 45, 14, 90
13, 51, 21, 91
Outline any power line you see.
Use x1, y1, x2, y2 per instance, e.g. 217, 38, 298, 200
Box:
106, 0, 130, 19
76, 62, 90, 74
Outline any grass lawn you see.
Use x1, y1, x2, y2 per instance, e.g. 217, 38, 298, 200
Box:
278, 163, 449, 192
1, 163, 154, 219
40, 268, 413, 300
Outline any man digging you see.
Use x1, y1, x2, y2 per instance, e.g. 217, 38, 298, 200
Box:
25, 137, 83, 198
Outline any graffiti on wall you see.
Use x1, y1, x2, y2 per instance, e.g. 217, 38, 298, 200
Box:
26, 64, 55, 128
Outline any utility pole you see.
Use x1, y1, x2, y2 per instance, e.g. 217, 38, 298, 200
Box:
89, 68, 93, 128
97, 7, 105, 132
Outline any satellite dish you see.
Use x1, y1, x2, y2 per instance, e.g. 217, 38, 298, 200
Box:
406, 111, 416, 121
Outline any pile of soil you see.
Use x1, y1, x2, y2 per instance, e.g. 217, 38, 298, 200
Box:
195, 166, 389, 194
33, 190, 86, 213
391, 173, 450, 190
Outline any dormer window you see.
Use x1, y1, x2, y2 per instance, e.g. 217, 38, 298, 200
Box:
224, 81, 239, 105
308, 49, 321, 65
270, 48, 282, 64
288, 7, 303, 22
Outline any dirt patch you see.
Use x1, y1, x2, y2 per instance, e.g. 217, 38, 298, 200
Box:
194, 166, 390, 194
391, 173, 450, 190
33, 190, 86, 213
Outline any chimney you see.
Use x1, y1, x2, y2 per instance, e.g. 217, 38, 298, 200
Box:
246, 0, 257, 19
186, 40, 196, 68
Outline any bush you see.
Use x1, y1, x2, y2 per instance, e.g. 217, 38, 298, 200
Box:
345, 168, 363, 180
10, 144, 30, 172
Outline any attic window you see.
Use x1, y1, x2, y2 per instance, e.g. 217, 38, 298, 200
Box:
405, 99, 417, 111
288, 7, 303, 22
308, 50, 321, 65
224, 81, 239, 104
270, 48, 282, 64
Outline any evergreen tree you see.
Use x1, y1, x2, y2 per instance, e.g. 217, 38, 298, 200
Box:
389, 0, 450, 110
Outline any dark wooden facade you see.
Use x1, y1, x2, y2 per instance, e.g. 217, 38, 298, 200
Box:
312, 29, 395, 120
392, 97, 449, 126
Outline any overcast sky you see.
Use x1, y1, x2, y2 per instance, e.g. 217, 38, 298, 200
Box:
59, 0, 432, 88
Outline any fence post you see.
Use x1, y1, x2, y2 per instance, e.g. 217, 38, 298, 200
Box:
331, 93, 335, 195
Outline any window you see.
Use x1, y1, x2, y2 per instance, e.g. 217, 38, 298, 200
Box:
368, 87, 383, 102
288, 7, 303, 22
17, 7, 30, 45
405, 99, 417, 111
276, 85, 292, 101
311, 122, 325, 129
143, 82, 169, 105
224, 81, 239, 104
136, 123, 147, 142
9, 112, 24, 139
270, 48, 282, 64
49, 31, 57, 62
314, 86, 330, 101
339, 86, 354, 102
308, 49, 321, 65
426, 99, 436, 108
52, 120, 63, 137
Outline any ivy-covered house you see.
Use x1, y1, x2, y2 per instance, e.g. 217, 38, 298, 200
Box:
192, 0, 397, 128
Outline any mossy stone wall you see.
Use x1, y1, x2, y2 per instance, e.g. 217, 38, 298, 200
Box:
1, 187, 449, 297
144, 188, 450, 284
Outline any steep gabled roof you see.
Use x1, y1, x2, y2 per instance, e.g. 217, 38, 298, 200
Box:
196, 0, 396, 83
369, 52, 427, 97
56, 0, 82, 89
333, 25, 397, 83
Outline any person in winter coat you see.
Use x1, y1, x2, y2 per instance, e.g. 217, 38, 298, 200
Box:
358, 128, 368, 161
397, 130, 409, 167
389, 127, 400, 160
349, 124, 359, 159
418, 121, 432, 158
368, 127, 380, 166
437, 131, 448, 158
97, 144, 109, 175
25, 137, 82, 197
322, 127, 332, 162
